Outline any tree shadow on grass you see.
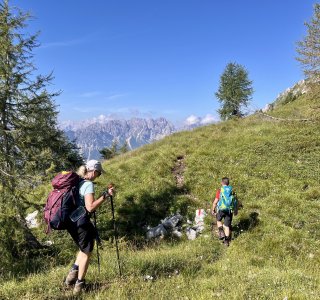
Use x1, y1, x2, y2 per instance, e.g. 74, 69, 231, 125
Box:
116, 187, 179, 238
232, 211, 259, 239
93, 185, 200, 249
5, 186, 188, 280
7, 243, 75, 281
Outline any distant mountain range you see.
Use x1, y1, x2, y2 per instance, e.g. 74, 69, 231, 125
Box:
62, 80, 307, 161
60, 116, 176, 160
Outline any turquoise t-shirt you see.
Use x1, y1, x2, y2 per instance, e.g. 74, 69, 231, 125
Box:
79, 180, 94, 206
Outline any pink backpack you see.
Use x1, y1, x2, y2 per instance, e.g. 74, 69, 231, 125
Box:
44, 171, 80, 233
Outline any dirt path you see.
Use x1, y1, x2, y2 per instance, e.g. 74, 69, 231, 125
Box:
172, 155, 197, 201
172, 156, 219, 239
172, 155, 185, 190
172, 156, 221, 238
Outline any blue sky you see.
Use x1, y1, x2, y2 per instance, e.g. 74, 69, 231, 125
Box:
13, 0, 315, 125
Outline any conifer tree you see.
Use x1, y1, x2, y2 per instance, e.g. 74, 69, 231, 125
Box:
296, 3, 320, 90
110, 140, 119, 157
215, 62, 253, 120
0, 0, 81, 187
99, 140, 129, 160
120, 141, 129, 154
0, 0, 82, 267
99, 140, 121, 160
99, 147, 114, 160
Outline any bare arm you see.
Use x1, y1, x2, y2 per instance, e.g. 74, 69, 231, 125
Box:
84, 193, 106, 212
84, 187, 114, 213
211, 197, 219, 214
233, 192, 239, 216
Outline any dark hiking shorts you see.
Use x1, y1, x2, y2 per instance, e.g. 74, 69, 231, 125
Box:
216, 210, 233, 228
67, 222, 96, 254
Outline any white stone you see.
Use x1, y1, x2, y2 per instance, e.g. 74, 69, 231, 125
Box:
25, 210, 39, 228
43, 240, 54, 246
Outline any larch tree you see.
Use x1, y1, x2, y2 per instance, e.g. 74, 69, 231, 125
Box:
296, 3, 320, 91
215, 62, 253, 121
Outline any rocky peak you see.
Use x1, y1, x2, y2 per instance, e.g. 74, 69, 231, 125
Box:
61, 116, 176, 160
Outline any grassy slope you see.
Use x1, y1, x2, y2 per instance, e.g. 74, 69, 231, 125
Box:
1, 94, 320, 299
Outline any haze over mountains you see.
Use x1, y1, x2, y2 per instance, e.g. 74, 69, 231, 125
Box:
60, 114, 218, 160
61, 116, 176, 160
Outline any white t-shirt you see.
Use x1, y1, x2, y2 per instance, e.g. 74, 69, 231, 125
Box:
79, 180, 94, 205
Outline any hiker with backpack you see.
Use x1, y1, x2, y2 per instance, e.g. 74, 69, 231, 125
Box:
211, 177, 238, 246
66, 160, 114, 295
44, 159, 114, 295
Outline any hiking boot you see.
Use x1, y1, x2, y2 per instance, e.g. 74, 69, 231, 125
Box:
73, 279, 85, 296
65, 269, 78, 286
224, 237, 230, 247
218, 227, 225, 240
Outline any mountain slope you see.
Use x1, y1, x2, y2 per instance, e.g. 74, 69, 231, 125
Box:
62, 117, 175, 160
1, 93, 320, 299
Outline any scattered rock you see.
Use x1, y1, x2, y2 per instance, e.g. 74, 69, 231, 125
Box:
146, 224, 167, 240
43, 240, 54, 246
145, 208, 208, 241
172, 229, 183, 238
293, 221, 305, 229
186, 228, 197, 240
162, 214, 183, 230
186, 208, 207, 240
146, 214, 183, 240
262, 103, 274, 113
144, 275, 154, 281
25, 210, 39, 229
194, 209, 206, 233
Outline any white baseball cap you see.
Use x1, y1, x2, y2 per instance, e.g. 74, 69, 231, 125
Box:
86, 160, 105, 174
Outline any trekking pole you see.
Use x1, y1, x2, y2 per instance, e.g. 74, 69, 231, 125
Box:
93, 211, 101, 274
110, 195, 122, 277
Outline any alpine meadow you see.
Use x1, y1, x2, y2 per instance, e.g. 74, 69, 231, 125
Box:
1, 1, 320, 300
0, 91, 319, 299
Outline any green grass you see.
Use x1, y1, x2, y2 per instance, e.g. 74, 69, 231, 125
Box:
1, 94, 320, 299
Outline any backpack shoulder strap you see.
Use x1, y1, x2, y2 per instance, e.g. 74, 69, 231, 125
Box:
220, 186, 228, 201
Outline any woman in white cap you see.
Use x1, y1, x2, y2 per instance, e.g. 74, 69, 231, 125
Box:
65, 159, 113, 295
